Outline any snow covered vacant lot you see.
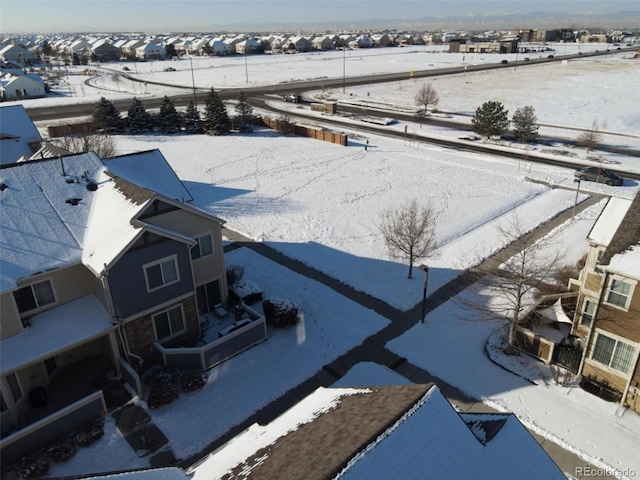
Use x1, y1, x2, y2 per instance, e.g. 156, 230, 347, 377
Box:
12, 44, 640, 478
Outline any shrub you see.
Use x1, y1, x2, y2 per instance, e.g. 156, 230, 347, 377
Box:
13, 452, 49, 479
74, 419, 104, 446
147, 382, 179, 408
226, 264, 245, 288
46, 437, 76, 462
233, 280, 263, 305
145, 368, 179, 408
179, 371, 208, 392
262, 298, 299, 328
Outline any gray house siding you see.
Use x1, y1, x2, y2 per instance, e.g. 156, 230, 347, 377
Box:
108, 233, 194, 320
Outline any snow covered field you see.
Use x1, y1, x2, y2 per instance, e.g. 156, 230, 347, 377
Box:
6, 42, 640, 478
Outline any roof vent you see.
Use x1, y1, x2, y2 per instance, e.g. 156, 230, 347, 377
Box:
65, 197, 82, 206
86, 182, 98, 192
65, 176, 75, 184
0, 182, 7, 191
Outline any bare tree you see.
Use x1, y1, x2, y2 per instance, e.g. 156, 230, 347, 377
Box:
380, 198, 437, 279
414, 82, 439, 115
459, 214, 566, 352
55, 133, 117, 159
577, 119, 604, 152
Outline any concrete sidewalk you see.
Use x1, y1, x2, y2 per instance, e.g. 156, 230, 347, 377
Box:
212, 195, 616, 479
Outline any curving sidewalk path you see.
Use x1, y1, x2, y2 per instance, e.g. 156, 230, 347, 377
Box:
203, 194, 622, 479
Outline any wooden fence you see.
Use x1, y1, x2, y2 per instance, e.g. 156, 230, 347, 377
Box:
261, 116, 348, 146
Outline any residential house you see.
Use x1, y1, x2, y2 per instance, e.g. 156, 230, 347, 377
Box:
136, 41, 166, 60
121, 39, 145, 59
89, 39, 121, 62
0, 44, 40, 65
349, 35, 373, 49
234, 38, 262, 55
0, 150, 245, 462
0, 105, 43, 165
311, 35, 335, 51
569, 192, 640, 412
371, 33, 392, 48
0, 73, 46, 102
209, 39, 231, 56
189, 384, 564, 479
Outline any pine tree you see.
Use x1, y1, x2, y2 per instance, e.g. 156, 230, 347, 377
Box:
203, 88, 229, 136
234, 91, 254, 133
511, 106, 539, 143
184, 101, 203, 134
127, 97, 153, 134
92, 96, 121, 134
157, 96, 182, 134
471, 101, 510, 139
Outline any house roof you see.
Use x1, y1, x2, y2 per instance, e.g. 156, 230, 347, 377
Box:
0, 295, 114, 375
0, 104, 43, 165
104, 149, 193, 203
189, 384, 563, 480
81, 467, 189, 480
587, 196, 632, 247
0, 148, 208, 292
602, 191, 640, 279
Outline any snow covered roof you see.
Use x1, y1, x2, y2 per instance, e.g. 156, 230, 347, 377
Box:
79, 467, 188, 480
0, 104, 42, 165
0, 150, 207, 291
602, 191, 640, 279
189, 384, 563, 480
0, 295, 114, 375
104, 149, 193, 203
587, 196, 632, 247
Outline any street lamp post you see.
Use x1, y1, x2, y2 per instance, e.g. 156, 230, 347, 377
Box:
244, 53, 249, 83
188, 56, 197, 109
419, 264, 429, 323
573, 178, 581, 218
342, 46, 346, 93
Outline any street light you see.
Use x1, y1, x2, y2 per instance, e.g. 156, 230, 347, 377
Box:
342, 46, 346, 93
188, 56, 197, 109
572, 178, 581, 218
419, 264, 429, 323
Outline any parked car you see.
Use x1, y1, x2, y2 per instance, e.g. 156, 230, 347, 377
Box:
500, 60, 508, 64
122, 66, 130, 71
164, 67, 176, 72
574, 167, 623, 186
523, 57, 530, 62
547, 55, 554, 59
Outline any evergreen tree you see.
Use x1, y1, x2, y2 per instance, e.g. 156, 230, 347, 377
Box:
511, 106, 539, 143
203, 88, 229, 136
184, 101, 203, 134
127, 97, 153, 134
157, 96, 182, 134
92, 96, 121, 134
165, 44, 177, 58
471, 101, 510, 139
234, 91, 254, 133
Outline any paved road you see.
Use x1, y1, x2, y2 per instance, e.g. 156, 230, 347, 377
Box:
176, 194, 615, 479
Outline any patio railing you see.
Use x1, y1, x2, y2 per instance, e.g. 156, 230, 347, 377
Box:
0, 391, 107, 466
155, 307, 267, 371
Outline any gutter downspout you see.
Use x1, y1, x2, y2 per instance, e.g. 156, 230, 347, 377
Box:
100, 264, 131, 366
578, 270, 609, 375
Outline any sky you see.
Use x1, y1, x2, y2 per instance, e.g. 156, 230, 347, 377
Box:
0, 0, 638, 34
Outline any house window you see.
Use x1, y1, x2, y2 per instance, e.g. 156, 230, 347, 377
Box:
13, 279, 55, 313
196, 280, 222, 315
6, 373, 22, 403
153, 305, 185, 341
44, 357, 58, 377
190, 233, 213, 260
580, 300, 595, 327
591, 333, 636, 374
144, 256, 179, 292
606, 279, 632, 309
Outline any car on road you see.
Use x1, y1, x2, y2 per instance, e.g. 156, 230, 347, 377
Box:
500, 59, 508, 64
283, 94, 302, 103
523, 57, 530, 62
547, 55, 554, 59
574, 167, 623, 186
164, 67, 176, 72
122, 66, 130, 71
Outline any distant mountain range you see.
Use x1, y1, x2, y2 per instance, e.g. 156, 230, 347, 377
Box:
205, 10, 640, 33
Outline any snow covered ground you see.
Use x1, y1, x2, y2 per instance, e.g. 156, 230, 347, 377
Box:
6, 43, 640, 478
